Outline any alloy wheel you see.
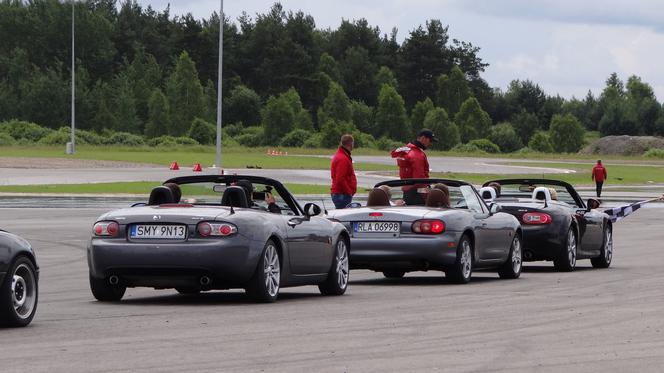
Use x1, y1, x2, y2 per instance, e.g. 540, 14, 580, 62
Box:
263, 244, 280, 297
11, 263, 37, 320
336, 240, 349, 290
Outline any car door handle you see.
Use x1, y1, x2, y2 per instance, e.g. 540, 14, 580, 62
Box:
288, 218, 304, 227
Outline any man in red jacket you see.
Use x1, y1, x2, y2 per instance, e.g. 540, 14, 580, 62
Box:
390, 129, 437, 205
330, 134, 357, 209
592, 159, 608, 197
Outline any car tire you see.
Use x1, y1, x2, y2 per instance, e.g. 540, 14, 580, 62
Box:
0, 256, 38, 327
591, 225, 613, 269
246, 240, 280, 303
554, 227, 577, 272
89, 274, 126, 302
319, 237, 350, 296
382, 271, 405, 279
498, 233, 522, 279
446, 235, 473, 284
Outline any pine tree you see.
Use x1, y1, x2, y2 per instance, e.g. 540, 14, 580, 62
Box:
166, 51, 205, 136
145, 88, 170, 138
375, 84, 409, 139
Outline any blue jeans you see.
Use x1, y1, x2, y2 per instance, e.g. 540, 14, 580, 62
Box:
331, 194, 353, 209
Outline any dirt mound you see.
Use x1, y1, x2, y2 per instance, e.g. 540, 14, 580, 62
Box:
580, 135, 664, 156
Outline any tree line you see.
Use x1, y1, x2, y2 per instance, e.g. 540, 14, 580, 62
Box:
1, 0, 663, 153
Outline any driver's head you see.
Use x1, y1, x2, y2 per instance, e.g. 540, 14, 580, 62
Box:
488, 182, 501, 197
163, 182, 182, 203
234, 179, 254, 201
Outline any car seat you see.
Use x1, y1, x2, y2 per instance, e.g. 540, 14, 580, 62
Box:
221, 186, 249, 208
532, 186, 552, 202
479, 186, 497, 201
148, 186, 175, 205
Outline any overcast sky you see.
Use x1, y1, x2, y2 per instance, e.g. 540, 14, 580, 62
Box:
135, 0, 664, 101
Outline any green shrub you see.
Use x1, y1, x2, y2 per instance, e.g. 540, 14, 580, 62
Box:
147, 135, 177, 147
38, 128, 80, 145
352, 131, 376, 149
375, 136, 403, 151
468, 138, 500, 153
236, 126, 264, 147
0, 119, 52, 142
223, 122, 244, 137
280, 129, 312, 147
515, 147, 535, 154
644, 148, 664, 158
0, 132, 16, 146
188, 118, 216, 145
528, 131, 554, 153
303, 133, 323, 148
451, 143, 487, 154
173, 136, 199, 145
488, 122, 522, 153
102, 131, 145, 146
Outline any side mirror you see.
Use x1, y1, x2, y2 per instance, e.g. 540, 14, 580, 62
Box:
303, 202, 322, 217
586, 198, 600, 211
489, 203, 501, 215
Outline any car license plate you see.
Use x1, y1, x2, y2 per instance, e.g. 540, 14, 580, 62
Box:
130, 224, 187, 239
354, 222, 400, 233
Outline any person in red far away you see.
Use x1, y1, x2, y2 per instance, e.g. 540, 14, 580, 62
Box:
330, 134, 357, 209
391, 129, 437, 205
592, 159, 608, 197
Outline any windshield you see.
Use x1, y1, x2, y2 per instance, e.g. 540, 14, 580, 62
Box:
172, 181, 298, 216
372, 181, 487, 214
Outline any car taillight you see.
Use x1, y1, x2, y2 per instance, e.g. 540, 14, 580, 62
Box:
412, 219, 445, 234
522, 212, 552, 225
197, 222, 237, 237
93, 221, 119, 237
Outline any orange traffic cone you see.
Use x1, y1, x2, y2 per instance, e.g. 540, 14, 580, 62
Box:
169, 161, 180, 170
192, 163, 202, 172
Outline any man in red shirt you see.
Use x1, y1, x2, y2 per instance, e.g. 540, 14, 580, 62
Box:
330, 134, 357, 209
592, 159, 608, 197
390, 129, 437, 205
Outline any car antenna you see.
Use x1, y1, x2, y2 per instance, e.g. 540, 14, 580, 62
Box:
229, 204, 235, 215
320, 198, 328, 215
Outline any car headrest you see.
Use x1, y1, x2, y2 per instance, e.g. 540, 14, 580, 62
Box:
221, 186, 249, 208
366, 188, 390, 207
479, 186, 497, 200
425, 188, 450, 208
148, 186, 175, 205
532, 186, 551, 202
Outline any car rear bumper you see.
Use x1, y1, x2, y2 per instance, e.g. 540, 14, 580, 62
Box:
87, 236, 264, 288
349, 233, 460, 270
521, 225, 564, 260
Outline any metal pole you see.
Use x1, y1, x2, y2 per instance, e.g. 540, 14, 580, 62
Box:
215, 0, 223, 169
69, 0, 76, 154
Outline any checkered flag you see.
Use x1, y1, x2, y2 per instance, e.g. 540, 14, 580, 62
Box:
603, 198, 659, 223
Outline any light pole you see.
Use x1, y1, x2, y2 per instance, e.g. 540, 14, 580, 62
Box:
67, 0, 76, 155
215, 0, 223, 169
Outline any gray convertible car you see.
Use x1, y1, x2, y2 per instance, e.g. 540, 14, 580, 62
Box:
88, 175, 350, 303
1, 228, 38, 327
329, 179, 522, 283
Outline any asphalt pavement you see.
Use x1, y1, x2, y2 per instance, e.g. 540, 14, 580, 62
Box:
1, 206, 663, 372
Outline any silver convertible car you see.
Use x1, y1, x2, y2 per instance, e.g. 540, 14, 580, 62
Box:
88, 175, 350, 303
329, 179, 522, 283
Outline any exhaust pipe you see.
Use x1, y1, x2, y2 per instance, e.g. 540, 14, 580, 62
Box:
199, 276, 211, 286
109, 275, 119, 285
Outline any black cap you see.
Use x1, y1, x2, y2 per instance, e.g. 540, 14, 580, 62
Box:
417, 128, 438, 142
234, 179, 254, 197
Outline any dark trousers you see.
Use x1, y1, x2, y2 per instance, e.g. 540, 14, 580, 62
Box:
595, 181, 604, 197
403, 189, 425, 206
331, 194, 352, 209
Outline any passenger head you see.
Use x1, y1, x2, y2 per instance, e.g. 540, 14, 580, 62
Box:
548, 187, 558, 200
425, 188, 450, 208
378, 185, 392, 199
432, 183, 450, 198
488, 182, 501, 197
163, 182, 182, 203
367, 187, 390, 207
233, 179, 254, 201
